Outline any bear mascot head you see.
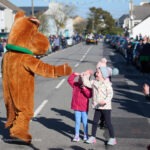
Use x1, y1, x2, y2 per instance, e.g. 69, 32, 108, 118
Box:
2, 11, 72, 144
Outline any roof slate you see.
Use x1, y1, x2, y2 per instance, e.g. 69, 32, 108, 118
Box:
133, 4, 150, 20
20, 6, 48, 16
0, 0, 22, 11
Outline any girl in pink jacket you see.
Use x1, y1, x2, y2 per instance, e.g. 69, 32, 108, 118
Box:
68, 72, 92, 142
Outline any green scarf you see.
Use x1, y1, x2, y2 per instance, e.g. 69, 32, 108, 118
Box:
6, 44, 33, 55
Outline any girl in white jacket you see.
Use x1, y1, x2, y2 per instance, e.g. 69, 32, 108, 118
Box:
81, 67, 117, 146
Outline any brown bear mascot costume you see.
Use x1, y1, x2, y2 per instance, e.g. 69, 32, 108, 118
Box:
2, 11, 72, 144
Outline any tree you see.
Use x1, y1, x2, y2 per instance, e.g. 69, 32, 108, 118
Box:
86, 7, 118, 35
73, 16, 87, 34
45, 2, 75, 35
35, 12, 49, 35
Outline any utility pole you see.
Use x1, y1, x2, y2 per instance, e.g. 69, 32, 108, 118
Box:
31, 0, 34, 16
129, 0, 133, 36
92, 19, 95, 32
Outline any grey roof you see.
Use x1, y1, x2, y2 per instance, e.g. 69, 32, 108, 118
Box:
0, 0, 22, 11
118, 14, 129, 23
133, 4, 150, 20
20, 6, 48, 16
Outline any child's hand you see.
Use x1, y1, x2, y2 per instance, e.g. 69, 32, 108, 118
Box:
95, 101, 106, 109
84, 69, 93, 75
80, 70, 93, 77
99, 100, 106, 106
74, 72, 80, 76
143, 83, 150, 95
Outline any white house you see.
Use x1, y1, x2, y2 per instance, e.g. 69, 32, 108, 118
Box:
0, 0, 22, 34
60, 18, 74, 37
44, 2, 74, 37
117, 2, 150, 37
132, 16, 150, 38
45, 16, 74, 37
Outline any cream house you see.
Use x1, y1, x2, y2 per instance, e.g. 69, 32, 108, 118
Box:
0, 0, 22, 34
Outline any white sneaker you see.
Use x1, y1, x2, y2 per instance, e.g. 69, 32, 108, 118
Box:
86, 136, 96, 144
107, 138, 117, 145
72, 135, 80, 142
83, 135, 88, 141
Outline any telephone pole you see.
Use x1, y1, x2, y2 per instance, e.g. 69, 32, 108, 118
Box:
129, 0, 133, 36
31, 0, 34, 16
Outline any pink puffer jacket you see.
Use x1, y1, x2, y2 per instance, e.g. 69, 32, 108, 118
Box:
68, 73, 92, 112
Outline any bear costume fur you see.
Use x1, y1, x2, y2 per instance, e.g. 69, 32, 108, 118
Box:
2, 11, 72, 144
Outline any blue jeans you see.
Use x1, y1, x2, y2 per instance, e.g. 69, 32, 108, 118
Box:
74, 111, 88, 137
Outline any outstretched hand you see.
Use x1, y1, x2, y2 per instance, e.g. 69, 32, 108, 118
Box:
74, 72, 80, 76
80, 70, 94, 76
143, 83, 150, 95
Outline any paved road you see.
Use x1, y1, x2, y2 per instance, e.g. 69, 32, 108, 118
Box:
0, 42, 150, 150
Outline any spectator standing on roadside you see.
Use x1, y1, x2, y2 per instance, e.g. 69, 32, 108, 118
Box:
53, 35, 60, 52
61, 36, 67, 49
133, 39, 144, 68
126, 38, 134, 64
2, 39, 7, 53
67, 72, 92, 142
139, 36, 150, 73
0, 39, 4, 56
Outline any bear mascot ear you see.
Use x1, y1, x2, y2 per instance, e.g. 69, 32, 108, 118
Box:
7, 11, 49, 55
14, 11, 25, 20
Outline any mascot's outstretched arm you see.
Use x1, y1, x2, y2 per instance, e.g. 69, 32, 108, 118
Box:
2, 11, 72, 144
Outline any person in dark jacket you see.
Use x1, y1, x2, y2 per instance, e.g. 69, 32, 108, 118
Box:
139, 36, 150, 72
0, 42, 4, 56
68, 72, 92, 142
126, 39, 133, 64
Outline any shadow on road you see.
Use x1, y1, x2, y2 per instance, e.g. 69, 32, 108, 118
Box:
0, 117, 40, 150
33, 117, 74, 140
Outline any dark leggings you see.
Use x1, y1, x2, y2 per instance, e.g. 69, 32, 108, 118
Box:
91, 109, 115, 138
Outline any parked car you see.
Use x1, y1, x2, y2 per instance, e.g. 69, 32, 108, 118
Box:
118, 38, 128, 58
86, 38, 98, 45
110, 35, 120, 49
104, 34, 112, 43
0, 32, 9, 39
66, 37, 74, 47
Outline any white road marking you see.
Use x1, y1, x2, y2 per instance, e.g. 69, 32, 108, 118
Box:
74, 46, 92, 67
55, 78, 65, 89
80, 57, 84, 62
75, 63, 79, 67
33, 99, 48, 117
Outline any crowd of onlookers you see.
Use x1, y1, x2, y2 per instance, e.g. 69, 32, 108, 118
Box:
0, 34, 83, 57
48, 34, 83, 53
104, 34, 150, 73
1, 34, 150, 74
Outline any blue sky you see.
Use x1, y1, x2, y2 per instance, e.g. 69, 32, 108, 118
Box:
9, 0, 142, 19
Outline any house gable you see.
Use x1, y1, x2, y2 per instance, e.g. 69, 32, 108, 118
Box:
0, 0, 22, 12
133, 4, 150, 20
